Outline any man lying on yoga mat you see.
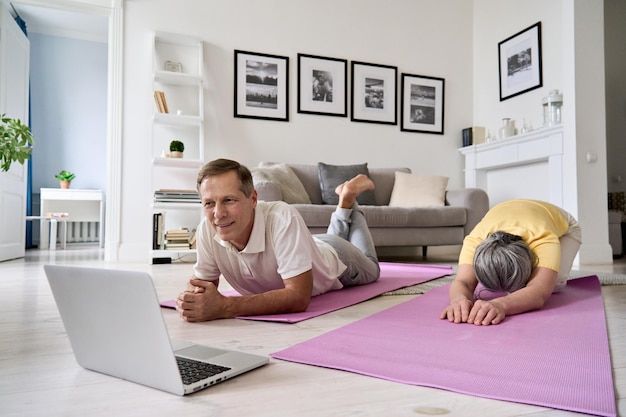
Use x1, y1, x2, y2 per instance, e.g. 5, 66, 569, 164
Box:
175, 158, 380, 322
441, 199, 581, 326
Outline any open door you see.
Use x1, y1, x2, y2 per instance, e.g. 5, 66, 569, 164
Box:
0, 4, 30, 261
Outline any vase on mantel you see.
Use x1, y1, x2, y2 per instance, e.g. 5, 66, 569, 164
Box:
498, 118, 515, 139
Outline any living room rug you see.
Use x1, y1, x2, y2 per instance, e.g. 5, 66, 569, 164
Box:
383, 269, 626, 296
160, 262, 453, 323
271, 276, 616, 417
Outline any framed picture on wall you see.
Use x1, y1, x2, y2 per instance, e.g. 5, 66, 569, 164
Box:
400, 73, 445, 134
234, 50, 289, 121
297, 54, 347, 117
351, 61, 397, 125
498, 21, 543, 101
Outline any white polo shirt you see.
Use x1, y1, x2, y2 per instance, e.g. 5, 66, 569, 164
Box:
193, 201, 345, 296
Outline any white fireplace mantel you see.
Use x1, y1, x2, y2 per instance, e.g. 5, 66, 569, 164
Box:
459, 126, 564, 208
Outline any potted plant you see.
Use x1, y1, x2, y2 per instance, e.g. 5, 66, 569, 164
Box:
55, 170, 76, 189
169, 140, 184, 158
0, 114, 34, 172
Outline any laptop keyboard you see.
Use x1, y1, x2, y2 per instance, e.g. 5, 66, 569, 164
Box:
176, 356, 231, 385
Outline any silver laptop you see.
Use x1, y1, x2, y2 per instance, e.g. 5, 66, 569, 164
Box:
44, 265, 269, 395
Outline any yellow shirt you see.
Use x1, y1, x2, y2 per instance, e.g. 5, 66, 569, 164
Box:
459, 200, 570, 272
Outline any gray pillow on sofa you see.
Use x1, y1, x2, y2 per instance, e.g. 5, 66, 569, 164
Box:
317, 162, 377, 205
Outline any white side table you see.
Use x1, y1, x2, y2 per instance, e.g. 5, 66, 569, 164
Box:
39, 188, 104, 249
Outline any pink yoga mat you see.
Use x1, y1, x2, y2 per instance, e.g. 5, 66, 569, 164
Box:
271, 276, 616, 416
161, 262, 452, 323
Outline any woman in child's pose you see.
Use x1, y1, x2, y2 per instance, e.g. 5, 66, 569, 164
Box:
440, 199, 581, 326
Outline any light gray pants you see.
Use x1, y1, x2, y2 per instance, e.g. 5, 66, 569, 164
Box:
314, 203, 380, 287
554, 207, 583, 291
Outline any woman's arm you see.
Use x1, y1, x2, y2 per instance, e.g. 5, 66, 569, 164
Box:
440, 263, 479, 323
466, 267, 557, 325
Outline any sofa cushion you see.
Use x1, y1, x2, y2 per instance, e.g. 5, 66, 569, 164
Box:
389, 172, 449, 207
317, 162, 377, 205
292, 204, 467, 229
253, 163, 311, 204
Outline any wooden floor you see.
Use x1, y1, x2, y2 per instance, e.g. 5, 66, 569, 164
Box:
1, 246, 624, 417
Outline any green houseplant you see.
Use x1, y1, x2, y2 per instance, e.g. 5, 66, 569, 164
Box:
0, 113, 34, 172
169, 140, 184, 158
55, 170, 76, 189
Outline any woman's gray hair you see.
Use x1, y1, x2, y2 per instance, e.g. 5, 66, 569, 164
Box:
473, 230, 537, 293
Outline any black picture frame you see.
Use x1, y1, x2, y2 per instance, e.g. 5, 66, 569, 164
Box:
234, 50, 289, 121
498, 22, 543, 101
400, 73, 445, 134
297, 53, 347, 117
350, 61, 397, 125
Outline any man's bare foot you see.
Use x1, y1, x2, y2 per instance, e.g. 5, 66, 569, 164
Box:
337, 174, 375, 208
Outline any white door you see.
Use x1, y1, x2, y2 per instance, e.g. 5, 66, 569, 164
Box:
0, 4, 30, 261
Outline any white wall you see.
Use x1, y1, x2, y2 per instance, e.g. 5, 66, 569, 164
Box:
472, 0, 612, 264
119, 0, 475, 262
29, 33, 108, 192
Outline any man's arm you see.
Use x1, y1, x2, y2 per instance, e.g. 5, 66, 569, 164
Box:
176, 270, 313, 322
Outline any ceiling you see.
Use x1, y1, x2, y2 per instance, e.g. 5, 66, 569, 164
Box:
9, 2, 108, 43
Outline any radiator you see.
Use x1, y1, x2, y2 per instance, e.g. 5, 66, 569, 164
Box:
57, 221, 100, 244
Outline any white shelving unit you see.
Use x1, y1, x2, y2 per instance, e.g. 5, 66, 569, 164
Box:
150, 31, 205, 262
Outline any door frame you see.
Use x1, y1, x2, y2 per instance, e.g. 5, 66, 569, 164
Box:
11, 0, 123, 261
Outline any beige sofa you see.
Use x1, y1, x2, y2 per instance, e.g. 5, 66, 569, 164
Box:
252, 163, 489, 256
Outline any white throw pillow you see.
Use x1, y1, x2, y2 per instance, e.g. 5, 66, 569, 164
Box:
388, 171, 449, 207
252, 163, 311, 204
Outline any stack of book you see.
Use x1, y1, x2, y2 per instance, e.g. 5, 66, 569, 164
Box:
164, 229, 191, 250
154, 189, 200, 204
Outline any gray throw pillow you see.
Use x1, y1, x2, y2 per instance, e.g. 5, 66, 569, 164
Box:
317, 162, 376, 205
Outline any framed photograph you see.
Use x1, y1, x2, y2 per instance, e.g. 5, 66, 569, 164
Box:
234, 50, 289, 121
400, 73, 445, 134
498, 22, 543, 101
297, 54, 347, 117
351, 61, 397, 125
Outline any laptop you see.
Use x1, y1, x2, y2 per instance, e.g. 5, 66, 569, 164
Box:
44, 265, 269, 395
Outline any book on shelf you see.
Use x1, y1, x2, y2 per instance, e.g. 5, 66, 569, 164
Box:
153, 90, 169, 113
189, 229, 197, 249
461, 126, 486, 147
152, 212, 164, 250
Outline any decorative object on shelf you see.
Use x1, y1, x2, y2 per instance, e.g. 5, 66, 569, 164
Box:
54, 170, 76, 189
542, 89, 563, 126
297, 53, 347, 117
169, 140, 184, 158
498, 118, 515, 139
498, 22, 543, 101
485, 129, 495, 142
400, 73, 445, 134
234, 50, 289, 122
351, 61, 397, 125
0, 113, 34, 172
164, 60, 182, 73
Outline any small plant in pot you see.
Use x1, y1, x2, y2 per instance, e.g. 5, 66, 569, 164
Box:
55, 170, 76, 189
0, 113, 34, 172
169, 140, 184, 158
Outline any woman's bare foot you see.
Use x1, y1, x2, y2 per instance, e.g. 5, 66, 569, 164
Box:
337, 174, 375, 208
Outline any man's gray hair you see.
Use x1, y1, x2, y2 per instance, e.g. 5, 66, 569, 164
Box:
473, 230, 537, 293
